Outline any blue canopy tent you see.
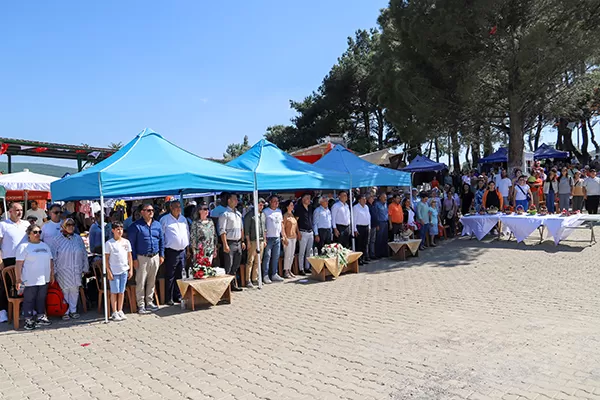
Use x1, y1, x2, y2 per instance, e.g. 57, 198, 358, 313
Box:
401, 155, 448, 172
51, 128, 255, 322
534, 143, 569, 160
478, 147, 508, 164
227, 139, 351, 283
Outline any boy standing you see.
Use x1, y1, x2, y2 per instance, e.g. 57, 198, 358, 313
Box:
105, 222, 133, 321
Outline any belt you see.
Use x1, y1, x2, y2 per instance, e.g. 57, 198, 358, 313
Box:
227, 239, 241, 242
357, 224, 369, 227
140, 252, 158, 257
336, 224, 349, 228
299, 229, 313, 233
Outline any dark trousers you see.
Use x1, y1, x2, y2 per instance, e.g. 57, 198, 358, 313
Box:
164, 248, 185, 302
316, 228, 332, 253
376, 221, 388, 257
335, 224, 351, 249
444, 213, 456, 237
587, 195, 600, 214
0, 257, 16, 311
224, 240, 242, 282
391, 223, 403, 236
356, 225, 369, 262
23, 284, 48, 318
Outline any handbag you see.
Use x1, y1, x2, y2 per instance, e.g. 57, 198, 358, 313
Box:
517, 184, 531, 203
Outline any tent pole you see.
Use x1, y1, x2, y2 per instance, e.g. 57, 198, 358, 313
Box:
253, 185, 263, 289
349, 183, 355, 251
24, 190, 28, 214
98, 174, 109, 323
2, 197, 6, 220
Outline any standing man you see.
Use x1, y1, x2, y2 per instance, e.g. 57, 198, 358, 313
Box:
584, 169, 600, 214
89, 211, 111, 254
261, 195, 285, 284
24, 200, 46, 227
331, 191, 351, 249
0, 202, 28, 322
374, 193, 389, 258
313, 196, 332, 255
388, 194, 404, 237
160, 201, 190, 305
128, 203, 164, 314
218, 193, 245, 291
366, 194, 377, 261
41, 203, 62, 242
294, 193, 313, 275
496, 169, 512, 208
352, 195, 371, 265
417, 192, 431, 250
244, 198, 266, 288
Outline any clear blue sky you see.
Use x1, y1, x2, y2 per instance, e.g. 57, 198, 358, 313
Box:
0, 1, 388, 168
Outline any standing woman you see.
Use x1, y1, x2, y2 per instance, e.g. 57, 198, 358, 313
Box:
15, 225, 55, 330
474, 179, 486, 212
428, 199, 440, 247
543, 169, 559, 213
572, 171, 585, 212
514, 175, 533, 210
49, 218, 88, 320
190, 202, 217, 264
461, 183, 474, 215
442, 187, 457, 237
401, 198, 417, 233
282, 200, 298, 279
557, 167, 573, 212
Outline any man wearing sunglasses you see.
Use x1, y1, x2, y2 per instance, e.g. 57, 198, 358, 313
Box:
128, 203, 165, 314
40, 203, 62, 242
0, 202, 29, 322
160, 200, 189, 305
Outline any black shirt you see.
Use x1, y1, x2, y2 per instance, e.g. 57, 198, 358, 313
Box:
294, 202, 313, 231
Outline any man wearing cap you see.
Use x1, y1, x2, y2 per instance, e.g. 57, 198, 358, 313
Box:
24, 200, 46, 228
41, 203, 63, 242
243, 198, 266, 287
331, 191, 351, 249
26, 215, 38, 227
294, 193, 313, 275
584, 169, 600, 214
160, 200, 190, 305
218, 193, 245, 290
313, 196, 332, 255
352, 195, 371, 265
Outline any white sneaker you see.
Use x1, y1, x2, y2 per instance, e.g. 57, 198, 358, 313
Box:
0, 310, 7, 323
271, 274, 284, 282
111, 312, 122, 322
118, 310, 127, 320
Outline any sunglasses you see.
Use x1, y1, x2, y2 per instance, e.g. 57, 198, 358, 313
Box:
200, 208, 209, 211
65, 224, 75, 227
142, 209, 154, 212
31, 230, 41, 234
52, 211, 61, 214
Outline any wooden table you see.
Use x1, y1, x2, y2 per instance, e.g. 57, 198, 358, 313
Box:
176, 276, 234, 310
388, 239, 421, 261
307, 251, 362, 282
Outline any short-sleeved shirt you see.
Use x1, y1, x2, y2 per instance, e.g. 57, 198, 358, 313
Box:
41, 220, 61, 242
218, 207, 243, 241
25, 209, 46, 227
388, 203, 404, 224
497, 177, 512, 197
105, 238, 132, 275
263, 207, 283, 238
16, 241, 53, 287
584, 177, 600, 196
0, 219, 29, 259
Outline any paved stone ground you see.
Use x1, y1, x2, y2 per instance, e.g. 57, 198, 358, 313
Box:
1, 229, 600, 400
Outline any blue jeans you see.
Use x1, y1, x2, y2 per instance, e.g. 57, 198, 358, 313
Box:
420, 223, 430, 246
262, 237, 281, 278
515, 199, 529, 211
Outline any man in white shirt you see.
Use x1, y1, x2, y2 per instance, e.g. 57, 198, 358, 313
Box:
262, 195, 286, 283
0, 202, 29, 321
583, 169, 600, 214
352, 195, 371, 265
496, 169, 513, 208
160, 201, 190, 304
331, 191, 351, 249
24, 200, 46, 228
313, 196, 333, 255
41, 204, 62, 242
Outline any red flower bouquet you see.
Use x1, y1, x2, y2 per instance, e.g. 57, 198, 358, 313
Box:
192, 243, 216, 279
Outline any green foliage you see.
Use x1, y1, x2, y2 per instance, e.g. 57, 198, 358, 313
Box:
223, 135, 251, 161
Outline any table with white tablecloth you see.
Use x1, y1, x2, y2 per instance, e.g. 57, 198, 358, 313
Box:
499, 214, 584, 244
460, 214, 501, 240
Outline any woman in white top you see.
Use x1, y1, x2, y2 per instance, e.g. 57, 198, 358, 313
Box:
15, 224, 54, 330
514, 175, 533, 211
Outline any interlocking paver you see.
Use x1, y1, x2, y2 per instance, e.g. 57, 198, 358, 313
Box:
2, 230, 600, 399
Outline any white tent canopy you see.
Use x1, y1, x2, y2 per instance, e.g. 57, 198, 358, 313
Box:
0, 169, 58, 191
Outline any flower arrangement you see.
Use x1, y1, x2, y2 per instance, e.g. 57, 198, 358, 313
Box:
527, 204, 537, 215
191, 243, 216, 279
319, 243, 350, 266
516, 205, 525, 214
487, 206, 499, 214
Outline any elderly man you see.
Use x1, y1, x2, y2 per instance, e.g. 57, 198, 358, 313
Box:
331, 191, 351, 249
24, 200, 46, 227
244, 198, 266, 288
160, 201, 190, 305
41, 203, 62, 242
0, 202, 29, 322
128, 203, 164, 314
218, 193, 245, 291
352, 194, 371, 265
374, 193, 389, 258
313, 196, 332, 254
261, 195, 285, 284
294, 193, 313, 275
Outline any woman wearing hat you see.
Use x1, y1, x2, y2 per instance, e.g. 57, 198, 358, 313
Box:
48, 218, 89, 320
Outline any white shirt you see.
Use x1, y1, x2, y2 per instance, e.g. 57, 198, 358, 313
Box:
0, 219, 29, 259
352, 203, 371, 233
16, 241, 53, 287
584, 177, 600, 196
160, 213, 190, 251
41, 220, 61, 242
218, 207, 243, 241
105, 238, 132, 275
497, 177, 512, 197
331, 201, 351, 227
312, 206, 332, 233
462, 175, 471, 185
25, 208, 46, 227
263, 207, 283, 238
514, 184, 530, 201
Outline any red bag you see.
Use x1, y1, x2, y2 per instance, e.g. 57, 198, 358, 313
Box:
46, 282, 68, 317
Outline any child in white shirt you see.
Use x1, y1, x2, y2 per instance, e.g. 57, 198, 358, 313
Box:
104, 221, 132, 321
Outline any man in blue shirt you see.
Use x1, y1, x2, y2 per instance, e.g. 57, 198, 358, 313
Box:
89, 211, 112, 254
128, 203, 165, 314
374, 193, 389, 258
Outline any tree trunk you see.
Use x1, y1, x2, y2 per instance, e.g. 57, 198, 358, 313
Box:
375, 108, 385, 150
427, 140, 433, 158
533, 114, 543, 150
508, 94, 524, 173
581, 119, 590, 164
471, 125, 481, 165
556, 120, 564, 150
588, 118, 600, 154
434, 138, 440, 162
482, 124, 493, 156
558, 118, 582, 162
363, 110, 371, 152
451, 130, 461, 172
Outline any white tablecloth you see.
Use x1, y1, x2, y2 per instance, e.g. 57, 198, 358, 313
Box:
460, 214, 501, 240
499, 214, 544, 243
499, 214, 584, 244
540, 215, 584, 245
